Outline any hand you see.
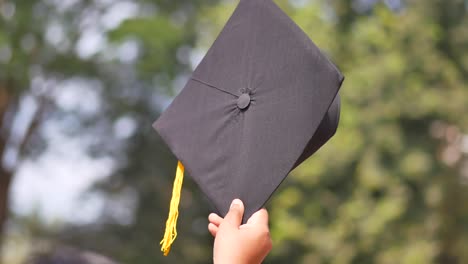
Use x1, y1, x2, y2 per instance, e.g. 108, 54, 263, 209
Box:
208, 199, 272, 264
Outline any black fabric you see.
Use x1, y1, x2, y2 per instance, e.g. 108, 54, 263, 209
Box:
153, 0, 344, 222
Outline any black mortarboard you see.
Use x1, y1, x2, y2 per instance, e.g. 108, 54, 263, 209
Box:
155, 0, 344, 255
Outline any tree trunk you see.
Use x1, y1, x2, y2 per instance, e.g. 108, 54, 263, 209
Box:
0, 84, 14, 261
0, 170, 11, 258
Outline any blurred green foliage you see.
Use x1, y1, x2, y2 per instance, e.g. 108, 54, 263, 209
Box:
1, 0, 467, 263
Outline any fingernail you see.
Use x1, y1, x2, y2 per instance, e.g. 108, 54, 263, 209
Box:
231, 199, 242, 209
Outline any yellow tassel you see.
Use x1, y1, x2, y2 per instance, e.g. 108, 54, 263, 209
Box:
160, 161, 185, 256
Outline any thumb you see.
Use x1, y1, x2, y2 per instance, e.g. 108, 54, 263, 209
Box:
247, 208, 269, 227
224, 199, 244, 227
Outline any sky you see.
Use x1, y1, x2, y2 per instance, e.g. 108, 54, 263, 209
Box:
10, 80, 141, 226
8, 0, 141, 226
10, 82, 115, 225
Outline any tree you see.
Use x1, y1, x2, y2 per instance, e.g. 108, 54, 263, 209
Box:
0, 0, 217, 261
0, 0, 103, 252
262, 1, 468, 263
2, 0, 467, 263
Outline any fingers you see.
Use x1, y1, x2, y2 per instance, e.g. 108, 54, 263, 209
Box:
223, 199, 244, 227
246, 208, 269, 226
209, 201, 266, 234
208, 223, 218, 237
208, 213, 223, 226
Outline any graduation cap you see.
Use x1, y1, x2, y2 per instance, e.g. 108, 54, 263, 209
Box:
154, 0, 344, 255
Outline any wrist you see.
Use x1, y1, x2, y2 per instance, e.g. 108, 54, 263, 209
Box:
213, 256, 260, 264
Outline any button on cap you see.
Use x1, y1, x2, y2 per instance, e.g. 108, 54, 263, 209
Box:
237, 93, 251, 110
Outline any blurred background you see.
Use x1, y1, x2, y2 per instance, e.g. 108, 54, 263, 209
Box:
0, 0, 467, 263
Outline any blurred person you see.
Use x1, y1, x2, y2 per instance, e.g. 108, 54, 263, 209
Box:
27, 246, 118, 264
208, 199, 272, 264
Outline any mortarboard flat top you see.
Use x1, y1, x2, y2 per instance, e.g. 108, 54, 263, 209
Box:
154, 0, 344, 222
